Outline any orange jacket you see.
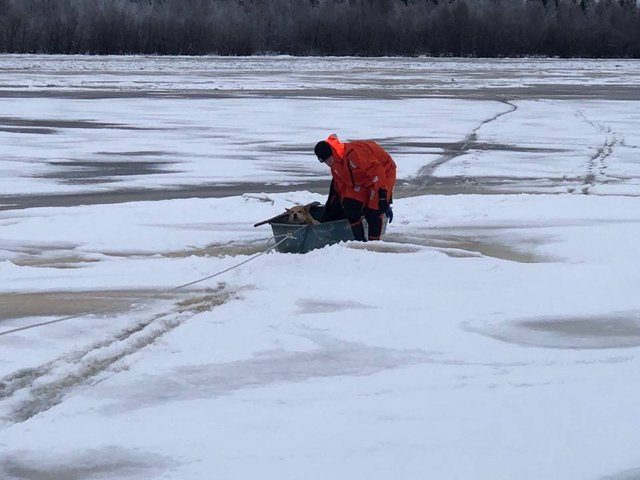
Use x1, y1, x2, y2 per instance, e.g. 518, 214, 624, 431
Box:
325, 134, 396, 209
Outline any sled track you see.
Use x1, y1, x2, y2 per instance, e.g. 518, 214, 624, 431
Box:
410, 98, 518, 194
575, 110, 618, 193
0, 288, 230, 428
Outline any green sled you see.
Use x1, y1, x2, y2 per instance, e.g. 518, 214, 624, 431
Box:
269, 204, 354, 254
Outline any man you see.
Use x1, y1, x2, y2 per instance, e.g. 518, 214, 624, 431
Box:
314, 134, 396, 241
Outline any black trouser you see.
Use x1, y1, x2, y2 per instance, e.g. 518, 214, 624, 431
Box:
321, 181, 383, 241
342, 197, 383, 241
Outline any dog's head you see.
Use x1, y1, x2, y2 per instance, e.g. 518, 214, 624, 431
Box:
286, 205, 313, 224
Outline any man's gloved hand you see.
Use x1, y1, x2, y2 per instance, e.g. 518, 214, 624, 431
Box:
378, 188, 389, 213
385, 206, 393, 223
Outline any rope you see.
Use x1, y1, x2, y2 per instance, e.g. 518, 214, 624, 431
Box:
0, 311, 101, 337
0, 226, 306, 337
168, 230, 297, 291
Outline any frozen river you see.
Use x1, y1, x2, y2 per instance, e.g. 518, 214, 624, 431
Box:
1, 56, 640, 480
2, 55, 640, 210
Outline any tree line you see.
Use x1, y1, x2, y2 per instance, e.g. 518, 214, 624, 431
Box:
0, 0, 638, 57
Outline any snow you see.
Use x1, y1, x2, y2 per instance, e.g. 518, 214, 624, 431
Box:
1, 55, 640, 480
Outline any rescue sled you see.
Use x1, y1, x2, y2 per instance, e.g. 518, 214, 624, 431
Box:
254, 202, 354, 254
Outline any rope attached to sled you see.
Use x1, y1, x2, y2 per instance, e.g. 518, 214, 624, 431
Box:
168, 229, 301, 290
0, 227, 306, 337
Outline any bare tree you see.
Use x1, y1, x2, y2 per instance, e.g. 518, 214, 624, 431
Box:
0, 0, 638, 57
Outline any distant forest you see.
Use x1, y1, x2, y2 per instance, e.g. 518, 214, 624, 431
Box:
0, 0, 639, 57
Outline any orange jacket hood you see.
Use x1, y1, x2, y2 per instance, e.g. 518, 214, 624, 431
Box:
325, 133, 346, 159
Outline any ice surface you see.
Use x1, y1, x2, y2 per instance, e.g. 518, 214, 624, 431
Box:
1, 56, 640, 480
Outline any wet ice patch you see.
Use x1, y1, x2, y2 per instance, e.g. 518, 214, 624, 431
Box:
0, 447, 172, 480
0, 240, 93, 269
296, 299, 378, 315
0, 127, 56, 135
470, 312, 640, 349
385, 230, 550, 263
39, 159, 179, 186
10, 253, 100, 269
601, 467, 640, 480
159, 239, 275, 258
0, 289, 176, 321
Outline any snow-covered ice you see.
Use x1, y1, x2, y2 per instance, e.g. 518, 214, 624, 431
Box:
1, 55, 640, 480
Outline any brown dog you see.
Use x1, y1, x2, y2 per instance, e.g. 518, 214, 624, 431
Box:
286, 204, 320, 225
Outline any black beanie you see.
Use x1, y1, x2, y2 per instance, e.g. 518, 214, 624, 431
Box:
314, 141, 333, 162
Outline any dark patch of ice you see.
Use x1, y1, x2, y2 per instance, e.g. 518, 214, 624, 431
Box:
0, 447, 173, 480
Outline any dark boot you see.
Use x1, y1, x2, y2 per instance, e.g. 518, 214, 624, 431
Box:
350, 219, 366, 241
364, 207, 383, 240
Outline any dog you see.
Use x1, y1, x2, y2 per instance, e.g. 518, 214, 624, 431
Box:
285, 204, 320, 225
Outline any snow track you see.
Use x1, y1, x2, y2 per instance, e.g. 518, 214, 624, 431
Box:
409, 98, 517, 195
0, 288, 230, 428
575, 110, 619, 194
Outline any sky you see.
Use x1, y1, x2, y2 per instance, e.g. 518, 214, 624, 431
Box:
1, 55, 640, 480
